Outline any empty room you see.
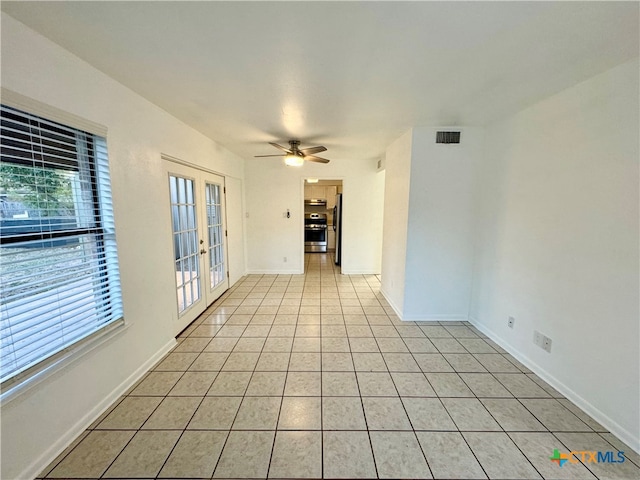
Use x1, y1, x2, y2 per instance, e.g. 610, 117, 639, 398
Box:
1, 2, 638, 480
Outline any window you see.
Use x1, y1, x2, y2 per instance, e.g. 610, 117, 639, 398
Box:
0, 105, 123, 390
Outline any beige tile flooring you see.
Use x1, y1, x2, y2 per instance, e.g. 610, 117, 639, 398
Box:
39, 254, 639, 479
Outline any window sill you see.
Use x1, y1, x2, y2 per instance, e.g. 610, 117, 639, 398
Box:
1, 320, 129, 407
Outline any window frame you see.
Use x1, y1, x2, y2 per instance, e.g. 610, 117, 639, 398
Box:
0, 96, 124, 402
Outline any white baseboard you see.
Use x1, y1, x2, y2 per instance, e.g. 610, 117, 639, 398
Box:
21, 339, 176, 480
378, 289, 468, 322
245, 269, 304, 275
468, 316, 640, 455
245, 268, 380, 275
404, 314, 469, 322
340, 269, 381, 275
379, 287, 403, 319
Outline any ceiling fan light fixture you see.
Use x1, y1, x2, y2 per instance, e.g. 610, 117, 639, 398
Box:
284, 153, 304, 166
256, 140, 330, 165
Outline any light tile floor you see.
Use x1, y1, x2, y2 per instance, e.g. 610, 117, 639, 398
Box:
39, 254, 640, 479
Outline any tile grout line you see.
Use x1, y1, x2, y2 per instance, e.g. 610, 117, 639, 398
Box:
418, 325, 552, 480
345, 272, 380, 480
368, 288, 435, 480
207, 273, 265, 479
264, 272, 296, 479
319, 261, 327, 480
157, 278, 243, 479
93, 346, 205, 480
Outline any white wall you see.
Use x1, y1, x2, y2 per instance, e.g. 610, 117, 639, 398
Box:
403, 127, 480, 320
0, 14, 246, 479
225, 175, 247, 286
470, 58, 640, 451
245, 156, 384, 275
380, 128, 480, 320
380, 130, 412, 313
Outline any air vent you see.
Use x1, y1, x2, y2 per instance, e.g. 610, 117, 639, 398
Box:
436, 131, 461, 144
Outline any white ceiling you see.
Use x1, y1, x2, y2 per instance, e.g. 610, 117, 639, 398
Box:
2, 1, 638, 163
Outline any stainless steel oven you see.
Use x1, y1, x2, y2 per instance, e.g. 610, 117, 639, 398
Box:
304, 213, 327, 253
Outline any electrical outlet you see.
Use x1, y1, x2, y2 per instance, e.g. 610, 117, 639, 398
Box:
533, 330, 543, 347
533, 330, 552, 353
283, 257, 287, 263
508, 316, 515, 328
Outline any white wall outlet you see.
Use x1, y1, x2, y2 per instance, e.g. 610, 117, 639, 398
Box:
283, 257, 287, 263
533, 330, 543, 347
508, 316, 515, 328
533, 330, 552, 352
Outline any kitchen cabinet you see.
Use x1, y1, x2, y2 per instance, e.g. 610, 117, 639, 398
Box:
305, 185, 337, 203
326, 186, 337, 209
304, 185, 322, 200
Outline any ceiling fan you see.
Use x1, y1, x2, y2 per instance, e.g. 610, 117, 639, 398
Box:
255, 140, 330, 166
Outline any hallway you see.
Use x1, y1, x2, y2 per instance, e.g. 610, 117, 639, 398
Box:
37, 254, 639, 479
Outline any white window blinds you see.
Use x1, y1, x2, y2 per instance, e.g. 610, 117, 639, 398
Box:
0, 104, 123, 389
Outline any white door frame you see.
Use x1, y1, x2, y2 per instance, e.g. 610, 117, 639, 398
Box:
299, 177, 345, 273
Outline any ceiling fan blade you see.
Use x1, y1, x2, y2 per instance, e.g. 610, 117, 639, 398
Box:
305, 155, 330, 164
300, 146, 327, 156
254, 154, 286, 157
269, 142, 291, 153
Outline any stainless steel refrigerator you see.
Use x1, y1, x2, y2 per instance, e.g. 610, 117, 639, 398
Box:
333, 193, 342, 265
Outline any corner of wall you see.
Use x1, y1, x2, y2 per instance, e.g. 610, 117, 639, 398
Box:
379, 286, 403, 319
380, 129, 413, 314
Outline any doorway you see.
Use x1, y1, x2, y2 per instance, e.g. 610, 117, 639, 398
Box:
303, 178, 343, 269
165, 160, 229, 334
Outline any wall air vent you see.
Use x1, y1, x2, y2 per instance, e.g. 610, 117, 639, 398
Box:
436, 131, 461, 144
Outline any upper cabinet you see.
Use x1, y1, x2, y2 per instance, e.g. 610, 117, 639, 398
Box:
305, 185, 338, 204
307, 185, 326, 200
326, 186, 337, 209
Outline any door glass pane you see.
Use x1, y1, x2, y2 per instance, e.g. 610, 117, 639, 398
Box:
205, 183, 225, 290
169, 175, 200, 313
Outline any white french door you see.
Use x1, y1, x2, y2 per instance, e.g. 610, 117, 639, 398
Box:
165, 160, 229, 333
203, 180, 228, 302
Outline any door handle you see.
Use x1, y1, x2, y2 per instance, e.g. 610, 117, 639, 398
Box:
200, 248, 207, 255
